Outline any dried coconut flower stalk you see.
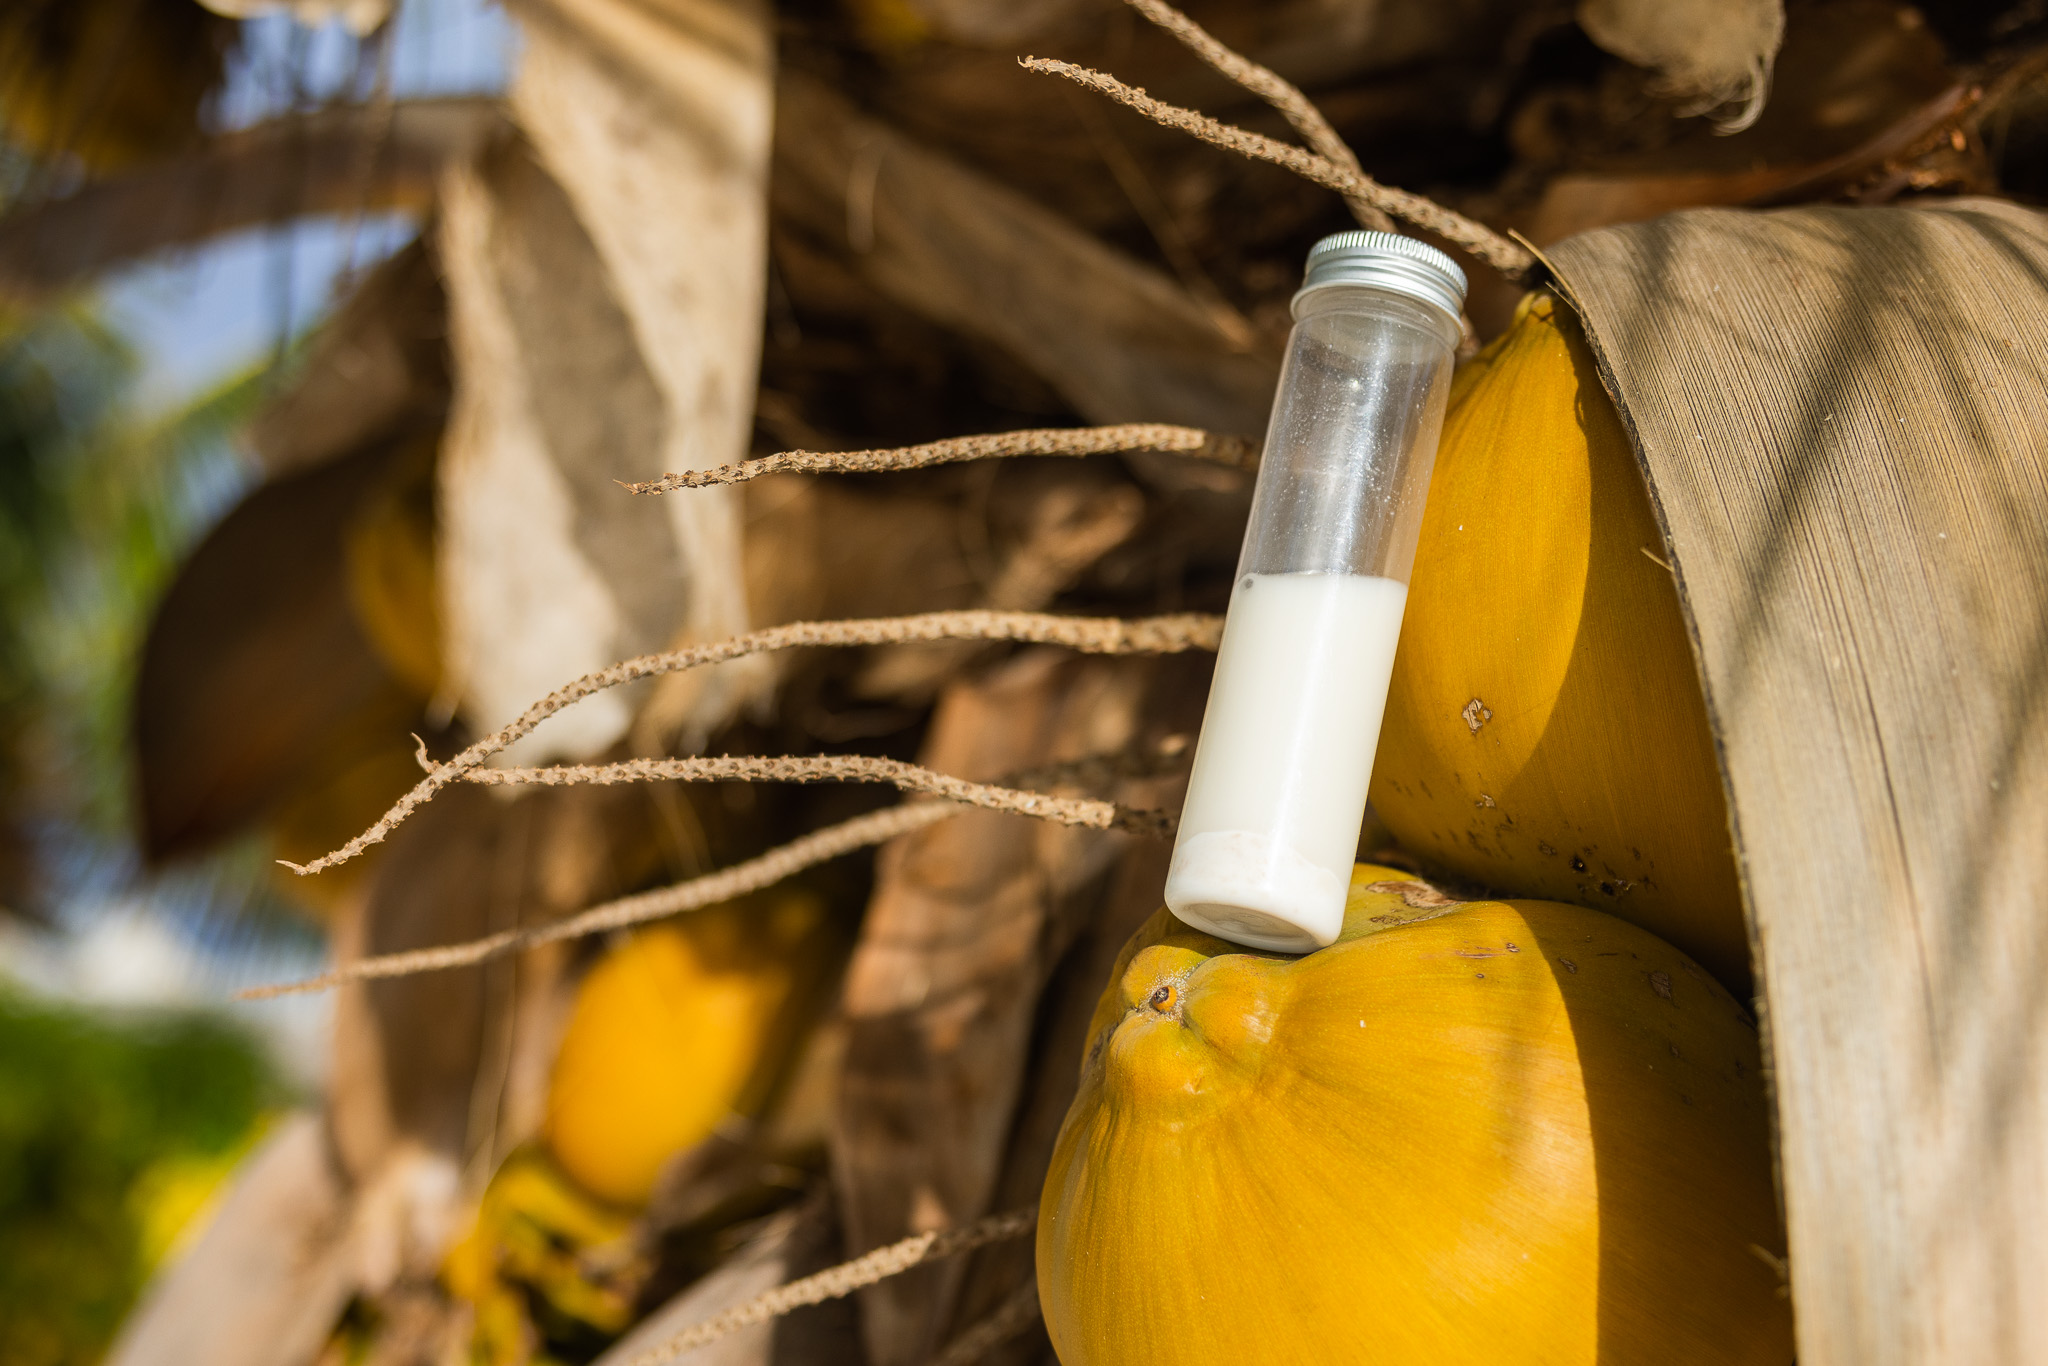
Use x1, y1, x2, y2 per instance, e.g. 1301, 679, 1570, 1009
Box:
618, 1209, 1037, 1366
280, 609, 1221, 877
243, 740, 1194, 1000
928, 1277, 1044, 1366
245, 733, 1196, 999
1120, 0, 1394, 233
242, 802, 959, 998
461, 753, 1174, 837
623, 422, 1256, 495
1019, 55, 1537, 282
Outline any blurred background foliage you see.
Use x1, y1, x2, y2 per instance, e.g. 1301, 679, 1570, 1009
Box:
0, 985, 280, 1366
0, 3, 510, 1358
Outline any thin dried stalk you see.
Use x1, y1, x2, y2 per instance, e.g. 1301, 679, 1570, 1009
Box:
462, 754, 1174, 838
243, 741, 1191, 1000
621, 1209, 1037, 1366
928, 1278, 1043, 1366
1122, 0, 1392, 233
243, 802, 960, 999
1019, 56, 1536, 282
623, 423, 1256, 495
281, 610, 1221, 877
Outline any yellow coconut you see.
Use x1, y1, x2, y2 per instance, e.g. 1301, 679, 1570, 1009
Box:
544, 888, 836, 1206
1038, 863, 1790, 1366
1370, 291, 1749, 992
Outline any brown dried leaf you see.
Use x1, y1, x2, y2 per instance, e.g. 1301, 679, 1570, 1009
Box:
437, 133, 734, 762
773, 74, 1280, 437
831, 646, 1201, 1365
509, 0, 778, 742
1577, 0, 1785, 130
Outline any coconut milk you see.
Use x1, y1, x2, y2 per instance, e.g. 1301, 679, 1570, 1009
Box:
1166, 571, 1408, 951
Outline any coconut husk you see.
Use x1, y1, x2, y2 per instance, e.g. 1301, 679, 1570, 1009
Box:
1546, 199, 2048, 1366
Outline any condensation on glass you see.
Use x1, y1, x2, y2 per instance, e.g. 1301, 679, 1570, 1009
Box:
1165, 231, 1466, 952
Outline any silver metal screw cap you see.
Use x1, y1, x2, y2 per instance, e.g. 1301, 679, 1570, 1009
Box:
1293, 230, 1467, 322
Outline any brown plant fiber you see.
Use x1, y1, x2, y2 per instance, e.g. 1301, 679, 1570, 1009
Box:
617, 1208, 1036, 1366
926, 1278, 1041, 1366
245, 802, 957, 999
242, 740, 1187, 1000
1019, 56, 1535, 281
1120, 0, 1393, 233
279, 610, 1220, 877
460, 754, 1173, 836
624, 423, 1256, 494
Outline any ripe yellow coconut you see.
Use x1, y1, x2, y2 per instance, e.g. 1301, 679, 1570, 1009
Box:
1038, 864, 1791, 1366
1370, 292, 1749, 992
544, 888, 836, 1206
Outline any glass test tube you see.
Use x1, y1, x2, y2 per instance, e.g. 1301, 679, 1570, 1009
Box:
1165, 231, 1466, 952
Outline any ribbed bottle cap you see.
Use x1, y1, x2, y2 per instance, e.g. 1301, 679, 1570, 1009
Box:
1293, 230, 1467, 322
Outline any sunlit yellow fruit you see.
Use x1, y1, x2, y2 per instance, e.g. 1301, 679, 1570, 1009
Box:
545, 890, 835, 1206
1039, 864, 1791, 1366
1371, 292, 1749, 992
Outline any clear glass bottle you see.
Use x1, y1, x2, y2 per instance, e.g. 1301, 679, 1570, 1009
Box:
1165, 231, 1466, 951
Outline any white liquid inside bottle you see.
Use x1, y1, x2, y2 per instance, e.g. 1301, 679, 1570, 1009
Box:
1161, 229, 1462, 951
1165, 571, 1409, 952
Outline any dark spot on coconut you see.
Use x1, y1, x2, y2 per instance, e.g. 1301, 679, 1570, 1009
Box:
1600, 881, 1615, 895
1505, 942, 1519, 953
1364, 880, 1463, 912
1571, 856, 1587, 872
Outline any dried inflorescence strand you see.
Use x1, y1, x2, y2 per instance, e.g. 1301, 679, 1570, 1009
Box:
929, 1277, 1043, 1366
280, 610, 1221, 878
1121, 0, 1393, 233
243, 802, 961, 999
619, 1208, 1037, 1366
1019, 55, 1537, 283
242, 741, 1190, 1000
462, 753, 1175, 838
621, 423, 1257, 495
